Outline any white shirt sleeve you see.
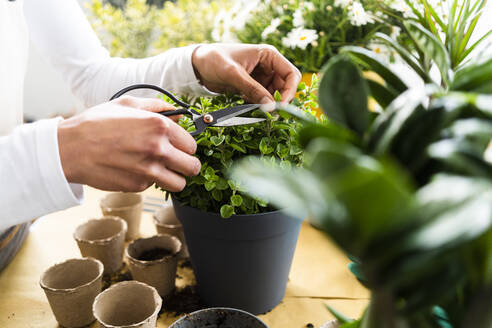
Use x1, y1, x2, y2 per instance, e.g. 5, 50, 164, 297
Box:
0, 117, 83, 231
24, 0, 210, 108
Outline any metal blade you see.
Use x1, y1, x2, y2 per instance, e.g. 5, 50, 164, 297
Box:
213, 117, 266, 127
211, 104, 261, 123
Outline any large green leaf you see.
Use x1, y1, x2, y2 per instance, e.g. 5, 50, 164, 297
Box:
298, 122, 359, 148
428, 139, 492, 178
366, 79, 399, 109
404, 21, 452, 86
318, 55, 370, 136
341, 46, 408, 93
451, 58, 492, 93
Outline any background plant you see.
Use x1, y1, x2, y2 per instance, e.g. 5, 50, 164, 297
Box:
86, 0, 230, 58
161, 80, 318, 218
213, 0, 400, 72
231, 0, 492, 326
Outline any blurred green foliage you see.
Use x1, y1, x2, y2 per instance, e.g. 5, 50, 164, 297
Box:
86, 0, 230, 58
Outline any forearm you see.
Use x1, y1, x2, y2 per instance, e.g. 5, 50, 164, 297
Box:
24, 0, 208, 108
0, 119, 83, 230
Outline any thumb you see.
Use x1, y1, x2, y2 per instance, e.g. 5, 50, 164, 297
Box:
229, 65, 274, 104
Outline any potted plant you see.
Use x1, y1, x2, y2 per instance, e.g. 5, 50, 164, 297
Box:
161, 87, 317, 314
232, 0, 492, 326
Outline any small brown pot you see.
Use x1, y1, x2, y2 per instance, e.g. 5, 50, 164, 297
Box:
126, 234, 181, 298
74, 217, 127, 275
100, 192, 142, 241
40, 257, 103, 328
153, 205, 189, 259
93, 281, 162, 328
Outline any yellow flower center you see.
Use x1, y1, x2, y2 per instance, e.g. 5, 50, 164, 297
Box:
300, 36, 307, 41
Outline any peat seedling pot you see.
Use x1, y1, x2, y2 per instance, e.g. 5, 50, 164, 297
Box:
74, 217, 127, 275
153, 205, 189, 259
40, 257, 103, 328
172, 198, 302, 314
126, 234, 181, 298
93, 281, 162, 328
169, 307, 268, 328
100, 192, 142, 240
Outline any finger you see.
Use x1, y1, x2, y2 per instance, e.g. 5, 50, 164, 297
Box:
159, 144, 201, 177
227, 63, 274, 104
164, 120, 198, 155
153, 166, 187, 192
259, 47, 301, 102
83, 164, 152, 192
113, 95, 182, 122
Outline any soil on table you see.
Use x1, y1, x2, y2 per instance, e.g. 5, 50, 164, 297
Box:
137, 247, 172, 261
160, 285, 205, 316
102, 262, 132, 290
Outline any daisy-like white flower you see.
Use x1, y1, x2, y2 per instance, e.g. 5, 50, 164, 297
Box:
303, 1, 315, 11
293, 9, 305, 27
334, 0, 352, 8
368, 42, 393, 62
261, 18, 281, 39
348, 1, 374, 26
281, 27, 318, 50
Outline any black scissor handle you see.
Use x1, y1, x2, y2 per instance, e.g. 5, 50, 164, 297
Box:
159, 109, 192, 116
110, 84, 190, 109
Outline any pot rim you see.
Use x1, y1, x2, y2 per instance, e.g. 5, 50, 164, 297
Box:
171, 196, 284, 218
92, 280, 162, 328
100, 193, 142, 211
170, 307, 268, 327
125, 234, 182, 266
39, 257, 104, 294
73, 217, 127, 245
152, 215, 181, 229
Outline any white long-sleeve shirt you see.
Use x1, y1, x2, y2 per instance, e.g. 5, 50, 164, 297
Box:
0, 0, 207, 231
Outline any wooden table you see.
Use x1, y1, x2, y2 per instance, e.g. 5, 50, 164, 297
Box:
0, 187, 368, 327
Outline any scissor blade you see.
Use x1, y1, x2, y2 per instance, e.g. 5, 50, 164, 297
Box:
213, 117, 266, 127
212, 104, 261, 123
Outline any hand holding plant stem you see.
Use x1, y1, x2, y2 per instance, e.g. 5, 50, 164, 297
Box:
191, 43, 302, 104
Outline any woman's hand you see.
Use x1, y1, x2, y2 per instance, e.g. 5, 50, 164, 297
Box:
58, 96, 201, 192
192, 43, 301, 104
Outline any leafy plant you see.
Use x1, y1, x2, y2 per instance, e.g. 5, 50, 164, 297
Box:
231, 0, 492, 326
213, 0, 399, 72
86, 0, 231, 58
160, 78, 318, 218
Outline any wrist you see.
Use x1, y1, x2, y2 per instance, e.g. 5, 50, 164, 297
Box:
191, 45, 203, 84
57, 117, 82, 184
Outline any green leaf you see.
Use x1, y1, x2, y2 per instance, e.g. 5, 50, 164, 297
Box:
273, 90, 282, 102
212, 189, 223, 201
451, 58, 492, 93
230, 194, 243, 207
220, 204, 235, 218
215, 178, 229, 190
404, 21, 451, 85
366, 79, 399, 110
259, 137, 274, 154
341, 46, 408, 93
319, 55, 370, 136
230, 143, 247, 153
204, 180, 216, 191
325, 305, 354, 323
298, 122, 359, 148
210, 135, 225, 146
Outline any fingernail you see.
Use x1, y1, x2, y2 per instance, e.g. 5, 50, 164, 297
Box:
260, 96, 273, 104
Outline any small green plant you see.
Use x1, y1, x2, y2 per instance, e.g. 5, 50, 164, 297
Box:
160, 78, 318, 218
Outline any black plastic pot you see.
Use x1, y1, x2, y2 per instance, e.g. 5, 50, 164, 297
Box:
172, 198, 302, 314
169, 307, 268, 328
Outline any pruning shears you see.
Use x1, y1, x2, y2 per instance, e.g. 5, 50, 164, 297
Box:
110, 84, 265, 137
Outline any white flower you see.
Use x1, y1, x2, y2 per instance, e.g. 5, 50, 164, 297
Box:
303, 1, 315, 11
282, 27, 318, 50
348, 1, 374, 26
368, 42, 392, 62
293, 9, 305, 27
390, 25, 401, 39
334, 0, 352, 8
261, 18, 281, 39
